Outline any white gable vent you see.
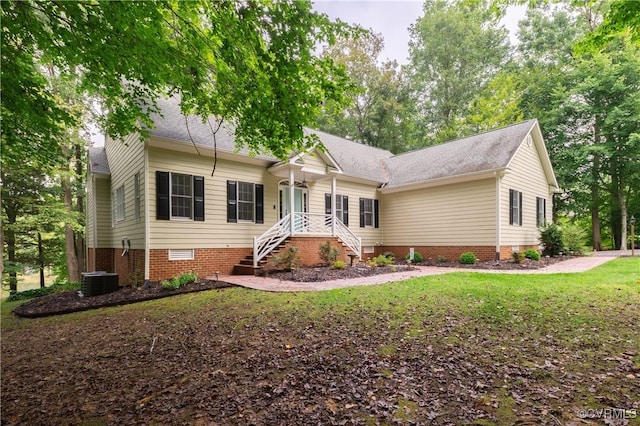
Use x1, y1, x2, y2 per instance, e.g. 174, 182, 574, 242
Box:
168, 249, 194, 261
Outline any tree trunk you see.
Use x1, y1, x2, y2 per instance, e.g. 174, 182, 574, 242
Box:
620, 190, 627, 251
590, 152, 602, 251
38, 232, 45, 288
6, 227, 18, 294
610, 156, 623, 250
62, 179, 81, 283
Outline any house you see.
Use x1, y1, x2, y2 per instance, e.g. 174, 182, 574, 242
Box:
86, 97, 558, 284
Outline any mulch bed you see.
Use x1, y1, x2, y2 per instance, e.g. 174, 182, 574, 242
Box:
12, 256, 574, 318
264, 255, 573, 282
415, 255, 572, 270
12, 279, 235, 319
264, 264, 416, 282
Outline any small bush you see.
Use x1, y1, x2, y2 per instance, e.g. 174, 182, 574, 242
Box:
319, 241, 340, 264
162, 271, 197, 290
562, 222, 588, 254
381, 251, 395, 260
404, 251, 424, 263
271, 247, 300, 271
539, 223, 564, 256
512, 251, 525, 264
331, 260, 346, 269
6, 281, 80, 302
161, 279, 179, 290
523, 248, 541, 261
368, 254, 394, 267
459, 252, 477, 265
437, 255, 447, 263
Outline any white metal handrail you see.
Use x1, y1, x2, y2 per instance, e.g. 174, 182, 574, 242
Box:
333, 218, 362, 259
252, 213, 362, 268
292, 212, 332, 235
253, 214, 291, 267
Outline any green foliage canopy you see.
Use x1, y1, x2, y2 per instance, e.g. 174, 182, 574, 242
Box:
1, 0, 353, 162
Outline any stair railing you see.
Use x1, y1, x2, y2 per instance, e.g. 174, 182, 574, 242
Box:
253, 214, 291, 268
333, 217, 361, 259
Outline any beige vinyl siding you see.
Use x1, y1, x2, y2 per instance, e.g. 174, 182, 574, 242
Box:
104, 133, 146, 249
307, 178, 383, 247
94, 177, 113, 247
382, 178, 496, 246
148, 146, 279, 249
300, 151, 328, 173
501, 138, 552, 246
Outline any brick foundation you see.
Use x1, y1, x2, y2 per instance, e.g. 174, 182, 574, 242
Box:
275, 236, 351, 268
375, 245, 538, 262
148, 248, 252, 281
87, 248, 115, 274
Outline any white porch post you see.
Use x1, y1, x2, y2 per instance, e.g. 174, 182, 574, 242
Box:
289, 167, 295, 235
331, 176, 337, 236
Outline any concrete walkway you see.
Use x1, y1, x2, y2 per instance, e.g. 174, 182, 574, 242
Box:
213, 252, 626, 293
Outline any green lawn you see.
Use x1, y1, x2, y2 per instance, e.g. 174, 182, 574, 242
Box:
2, 258, 639, 425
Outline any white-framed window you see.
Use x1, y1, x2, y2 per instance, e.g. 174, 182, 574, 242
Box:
134, 173, 141, 221
237, 181, 255, 222
363, 198, 374, 227
336, 195, 346, 223
227, 180, 263, 224
115, 185, 125, 223
168, 249, 194, 261
509, 189, 522, 226
359, 197, 379, 228
171, 173, 192, 219
324, 193, 349, 226
536, 197, 546, 226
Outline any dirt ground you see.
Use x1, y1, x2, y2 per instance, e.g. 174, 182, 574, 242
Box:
3, 257, 637, 425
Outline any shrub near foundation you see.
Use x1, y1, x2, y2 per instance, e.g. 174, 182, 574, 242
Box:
404, 251, 424, 263
319, 241, 340, 264
459, 252, 477, 265
523, 248, 541, 261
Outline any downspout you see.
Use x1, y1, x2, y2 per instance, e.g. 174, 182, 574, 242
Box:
331, 176, 336, 236
495, 170, 505, 261
144, 145, 150, 283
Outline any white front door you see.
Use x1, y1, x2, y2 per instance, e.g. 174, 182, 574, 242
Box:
279, 184, 308, 231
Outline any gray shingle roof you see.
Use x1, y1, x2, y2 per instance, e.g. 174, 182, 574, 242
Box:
88, 147, 110, 175
143, 96, 539, 187
147, 96, 394, 182
383, 120, 537, 187
147, 96, 275, 160
307, 129, 394, 183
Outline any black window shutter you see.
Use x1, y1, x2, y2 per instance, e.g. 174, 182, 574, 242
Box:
227, 180, 237, 223
156, 171, 170, 220
325, 193, 331, 215
374, 199, 379, 228
519, 192, 523, 226
193, 175, 205, 221
359, 198, 365, 228
343, 196, 349, 226
255, 184, 264, 224
509, 189, 514, 225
